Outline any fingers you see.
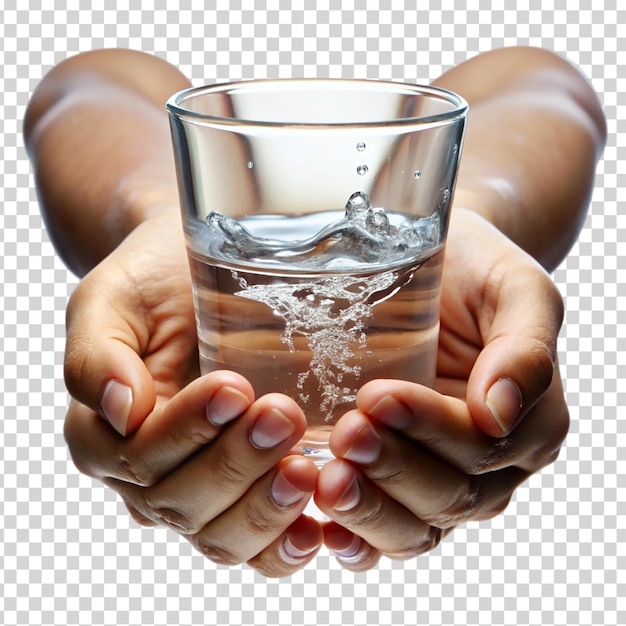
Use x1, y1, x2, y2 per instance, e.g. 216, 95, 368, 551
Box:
64, 370, 255, 486
69, 383, 324, 575
356, 377, 567, 475
322, 522, 381, 573
65, 272, 158, 435
121, 450, 322, 576
465, 262, 564, 437
316, 413, 526, 566
353, 380, 528, 474
316, 458, 447, 561
318, 370, 567, 569
184, 456, 320, 569
248, 515, 324, 578
444, 210, 565, 437
330, 410, 529, 525
122, 454, 322, 576
64, 215, 197, 435
104, 393, 308, 534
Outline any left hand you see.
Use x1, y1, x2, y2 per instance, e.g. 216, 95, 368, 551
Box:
314, 209, 570, 571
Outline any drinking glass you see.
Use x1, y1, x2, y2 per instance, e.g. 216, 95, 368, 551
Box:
167, 79, 467, 466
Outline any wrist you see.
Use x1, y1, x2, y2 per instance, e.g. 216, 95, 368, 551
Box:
114, 177, 181, 236
451, 186, 504, 233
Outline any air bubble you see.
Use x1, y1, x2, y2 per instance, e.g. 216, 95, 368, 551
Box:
247, 161, 254, 169
413, 170, 421, 179
356, 164, 368, 176
356, 142, 366, 152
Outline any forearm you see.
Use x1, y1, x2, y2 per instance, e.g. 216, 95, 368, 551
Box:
24, 49, 191, 276
434, 47, 607, 271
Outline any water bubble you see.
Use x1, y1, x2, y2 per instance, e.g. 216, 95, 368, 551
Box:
247, 161, 254, 169
356, 142, 366, 152
356, 164, 368, 176
413, 170, 421, 179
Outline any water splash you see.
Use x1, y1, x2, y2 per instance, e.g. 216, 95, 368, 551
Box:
206, 191, 441, 269
232, 267, 409, 421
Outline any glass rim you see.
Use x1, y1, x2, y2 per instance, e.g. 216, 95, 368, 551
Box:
166, 78, 468, 129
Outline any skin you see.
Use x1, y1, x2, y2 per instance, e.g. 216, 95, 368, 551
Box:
24, 47, 606, 576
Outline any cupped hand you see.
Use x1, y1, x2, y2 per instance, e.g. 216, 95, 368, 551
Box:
63, 212, 323, 576
315, 209, 570, 571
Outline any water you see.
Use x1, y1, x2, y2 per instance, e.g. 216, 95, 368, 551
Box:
187, 193, 444, 464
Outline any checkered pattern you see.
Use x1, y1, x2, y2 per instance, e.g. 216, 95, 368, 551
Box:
1, 1, 623, 625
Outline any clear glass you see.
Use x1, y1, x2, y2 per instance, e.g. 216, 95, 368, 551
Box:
167, 79, 467, 466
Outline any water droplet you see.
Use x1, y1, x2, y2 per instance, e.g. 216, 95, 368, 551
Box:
413, 170, 421, 179
366, 207, 390, 235
345, 191, 371, 218
247, 161, 254, 169
356, 142, 366, 152
356, 164, 368, 176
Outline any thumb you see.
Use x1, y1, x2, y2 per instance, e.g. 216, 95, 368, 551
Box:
465, 263, 564, 438
64, 275, 157, 436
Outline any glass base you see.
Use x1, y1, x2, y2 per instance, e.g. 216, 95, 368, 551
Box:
291, 427, 335, 468
290, 429, 334, 520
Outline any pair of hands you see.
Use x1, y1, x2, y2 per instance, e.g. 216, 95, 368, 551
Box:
62, 207, 568, 577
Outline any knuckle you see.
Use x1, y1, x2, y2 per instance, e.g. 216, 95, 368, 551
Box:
193, 538, 242, 566
64, 285, 98, 394
521, 397, 570, 473
169, 423, 216, 453
115, 455, 155, 487
424, 476, 483, 528
387, 526, 444, 560
66, 446, 97, 479
211, 451, 252, 489
366, 463, 408, 487
186, 427, 216, 448
142, 492, 201, 535
346, 498, 386, 533
465, 436, 515, 475
524, 426, 568, 472
153, 507, 197, 534
525, 337, 558, 395
477, 492, 514, 522
243, 500, 279, 536
123, 501, 157, 527
246, 554, 294, 579
63, 337, 95, 402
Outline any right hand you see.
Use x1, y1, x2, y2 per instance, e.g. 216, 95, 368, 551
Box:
62, 211, 322, 577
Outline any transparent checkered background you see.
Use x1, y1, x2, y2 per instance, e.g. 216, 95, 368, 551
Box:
1, 1, 623, 625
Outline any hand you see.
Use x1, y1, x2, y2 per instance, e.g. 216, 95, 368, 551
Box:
315, 209, 570, 571
63, 212, 323, 577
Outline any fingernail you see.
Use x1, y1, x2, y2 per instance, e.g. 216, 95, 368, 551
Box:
271, 471, 306, 507
250, 408, 296, 449
101, 380, 132, 436
334, 478, 361, 512
331, 535, 363, 561
206, 385, 250, 425
279, 537, 317, 564
343, 421, 382, 466
486, 377, 523, 434
368, 395, 414, 430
